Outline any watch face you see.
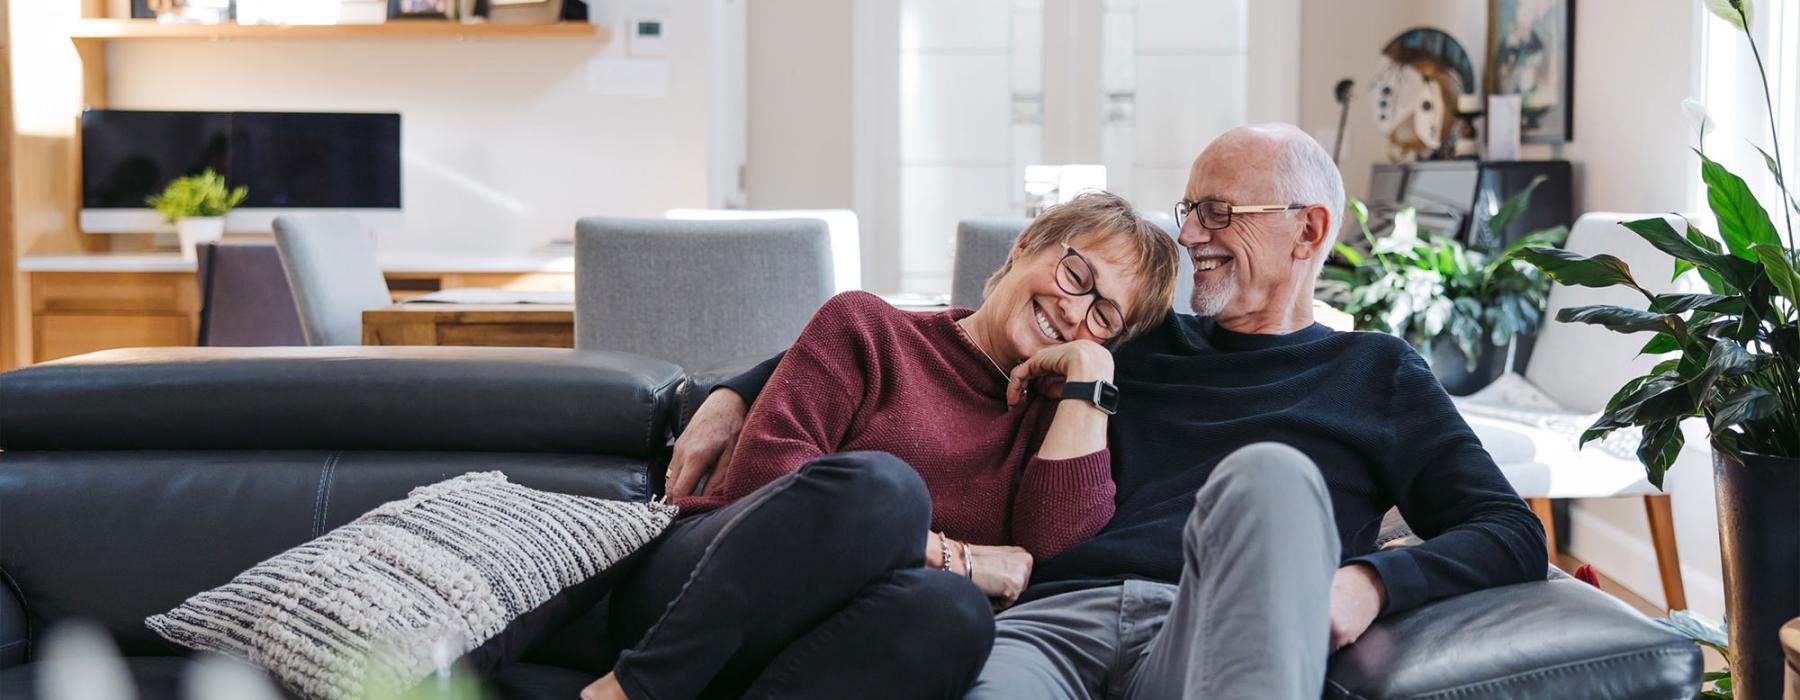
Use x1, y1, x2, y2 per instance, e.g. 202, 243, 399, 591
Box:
1096, 382, 1120, 412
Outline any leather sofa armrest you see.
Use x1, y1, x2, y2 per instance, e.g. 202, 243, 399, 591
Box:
1325, 574, 1701, 699
0, 569, 27, 669
0, 347, 684, 457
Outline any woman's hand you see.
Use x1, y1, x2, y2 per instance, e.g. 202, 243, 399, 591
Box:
1005, 340, 1114, 406
967, 544, 1033, 610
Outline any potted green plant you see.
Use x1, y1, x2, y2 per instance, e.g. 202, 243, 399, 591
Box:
147, 169, 248, 262
1318, 177, 1567, 394
1510, 2, 1798, 694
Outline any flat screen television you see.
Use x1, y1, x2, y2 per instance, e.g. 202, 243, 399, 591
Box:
80, 109, 402, 233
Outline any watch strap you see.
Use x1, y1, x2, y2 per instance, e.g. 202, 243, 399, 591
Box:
1058, 380, 1119, 415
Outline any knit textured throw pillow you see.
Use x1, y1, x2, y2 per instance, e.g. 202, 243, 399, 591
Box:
146, 471, 676, 700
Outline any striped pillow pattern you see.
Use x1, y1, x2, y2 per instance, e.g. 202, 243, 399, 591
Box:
147, 471, 676, 700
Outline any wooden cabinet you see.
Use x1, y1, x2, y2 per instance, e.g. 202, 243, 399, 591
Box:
24, 269, 574, 364
30, 272, 198, 362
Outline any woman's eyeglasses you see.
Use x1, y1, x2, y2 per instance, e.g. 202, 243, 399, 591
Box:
1175, 199, 1307, 230
1054, 246, 1125, 340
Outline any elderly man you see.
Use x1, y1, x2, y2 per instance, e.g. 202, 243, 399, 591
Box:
668, 123, 1546, 698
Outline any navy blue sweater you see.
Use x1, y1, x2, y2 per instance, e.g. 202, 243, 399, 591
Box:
720, 312, 1547, 616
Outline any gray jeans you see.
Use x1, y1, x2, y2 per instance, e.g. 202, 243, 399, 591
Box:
966, 443, 1341, 700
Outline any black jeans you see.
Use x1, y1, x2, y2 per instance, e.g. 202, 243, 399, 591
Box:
608, 451, 996, 700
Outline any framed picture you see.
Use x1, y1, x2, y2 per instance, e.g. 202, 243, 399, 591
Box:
1487, 0, 1575, 143
389, 0, 454, 19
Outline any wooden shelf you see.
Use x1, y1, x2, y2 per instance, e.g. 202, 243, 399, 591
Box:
69, 19, 608, 43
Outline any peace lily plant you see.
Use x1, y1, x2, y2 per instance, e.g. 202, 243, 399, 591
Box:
1508, 1, 1797, 696
1509, 0, 1798, 485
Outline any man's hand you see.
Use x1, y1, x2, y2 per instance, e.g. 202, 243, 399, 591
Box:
967, 544, 1034, 610
1329, 563, 1387, 653
666, 390, 749, 498
1005, 339, 1114, 406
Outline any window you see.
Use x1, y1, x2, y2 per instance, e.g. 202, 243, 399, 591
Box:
1699, 0, 1798, 225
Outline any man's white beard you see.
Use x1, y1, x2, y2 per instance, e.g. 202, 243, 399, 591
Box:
1189, 273, 1236, 316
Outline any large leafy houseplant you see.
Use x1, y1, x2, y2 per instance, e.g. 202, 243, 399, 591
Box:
1319, 176, 1567, 372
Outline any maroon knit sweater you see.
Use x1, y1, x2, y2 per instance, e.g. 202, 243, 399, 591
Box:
680, 291, 1114, 560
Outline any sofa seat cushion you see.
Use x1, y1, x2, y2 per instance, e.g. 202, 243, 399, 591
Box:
0, 657, 595, 700
1327, 577, 1701, 699
0, 657, 226, 700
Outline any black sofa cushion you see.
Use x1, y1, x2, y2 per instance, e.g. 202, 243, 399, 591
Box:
0, 347, 684, 457
0, 452, 653, 658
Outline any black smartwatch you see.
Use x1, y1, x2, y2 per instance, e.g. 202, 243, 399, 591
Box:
1058, 380, 1120, 415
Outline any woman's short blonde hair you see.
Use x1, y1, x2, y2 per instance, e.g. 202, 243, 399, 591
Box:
983, 191, 1180, 345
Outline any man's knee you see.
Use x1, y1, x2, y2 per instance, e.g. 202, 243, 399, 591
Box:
1203, 442, 1326, 505
1188, 442, 1330, 542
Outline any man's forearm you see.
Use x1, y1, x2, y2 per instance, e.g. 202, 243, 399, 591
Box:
715, 351, 785, 407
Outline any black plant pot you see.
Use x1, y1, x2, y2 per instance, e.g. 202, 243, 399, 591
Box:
1426, 338, 1507, 396
1713, 450, 1800, 699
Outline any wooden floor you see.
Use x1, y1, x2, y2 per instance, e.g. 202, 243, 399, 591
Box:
1555, 553, 1726, 674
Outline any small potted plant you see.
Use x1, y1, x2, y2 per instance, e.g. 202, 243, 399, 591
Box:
147, 169, 248, 262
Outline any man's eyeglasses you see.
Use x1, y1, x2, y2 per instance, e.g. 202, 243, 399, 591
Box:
1175, 199, 1307, 231
1054, 246, 1126, 340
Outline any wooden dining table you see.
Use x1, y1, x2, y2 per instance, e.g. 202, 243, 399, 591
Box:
362, 303, 576, 348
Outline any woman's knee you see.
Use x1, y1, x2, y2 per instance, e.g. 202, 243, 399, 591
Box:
799, 451, 932, 534
882, 569, 996, 659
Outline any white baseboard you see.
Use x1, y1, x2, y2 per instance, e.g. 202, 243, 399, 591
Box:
1567, 506, 1726, 620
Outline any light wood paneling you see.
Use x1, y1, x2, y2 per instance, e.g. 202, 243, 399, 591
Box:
33, 313, 194, 361
1, 0, 20, 370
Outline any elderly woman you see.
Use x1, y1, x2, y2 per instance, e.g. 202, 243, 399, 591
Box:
582, 191, 1180, 700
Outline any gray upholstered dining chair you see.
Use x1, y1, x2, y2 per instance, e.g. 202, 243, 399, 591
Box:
950, 218, 1030, 310
194, 242, 307, 346
949, 214, 1195, 312
271, 215, 392, 346
574, 216, 833, 372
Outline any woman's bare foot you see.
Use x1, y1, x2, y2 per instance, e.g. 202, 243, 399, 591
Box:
578, 672, 628, 700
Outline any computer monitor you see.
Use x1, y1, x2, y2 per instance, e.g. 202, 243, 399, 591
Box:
80, 109, 402, 233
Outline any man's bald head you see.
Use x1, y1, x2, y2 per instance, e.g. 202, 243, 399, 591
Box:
1194, 124, 1345, 250
1177, 124, 1346, 334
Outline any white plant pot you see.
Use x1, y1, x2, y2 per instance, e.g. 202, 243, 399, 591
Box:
176, 217, 225, 262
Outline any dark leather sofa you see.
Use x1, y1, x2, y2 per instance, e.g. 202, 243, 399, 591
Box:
0, 347, 1701, 699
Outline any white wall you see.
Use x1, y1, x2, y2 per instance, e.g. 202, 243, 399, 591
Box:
1297, 0, 1486, 209
104, 2, 730, 256
744, 0, 855, 212
1299, 0, 1703, 216
1300, 0, 1722, 618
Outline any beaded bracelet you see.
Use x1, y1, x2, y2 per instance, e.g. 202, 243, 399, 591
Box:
938, 531, 952, 571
